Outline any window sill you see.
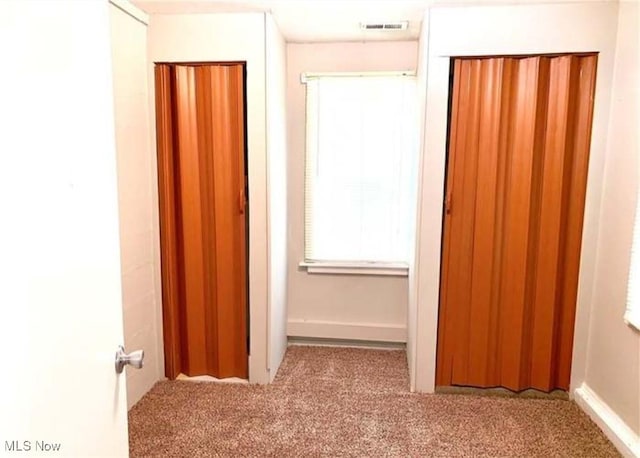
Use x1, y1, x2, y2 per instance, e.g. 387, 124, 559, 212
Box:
298, 261, 409, 277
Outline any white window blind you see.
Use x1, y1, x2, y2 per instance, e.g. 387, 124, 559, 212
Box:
304, 74, 418, 264
625, 186, 640, 330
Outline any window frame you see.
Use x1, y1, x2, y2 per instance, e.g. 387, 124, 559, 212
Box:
299, 71, 417, 275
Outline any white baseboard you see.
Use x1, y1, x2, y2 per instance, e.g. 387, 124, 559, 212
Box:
287, 319, 407, 343
288, 336, 405, 350
574, 383, 640, 457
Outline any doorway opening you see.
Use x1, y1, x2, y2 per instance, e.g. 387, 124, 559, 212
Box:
436, 54, 598, 392
155, 62, 250, 380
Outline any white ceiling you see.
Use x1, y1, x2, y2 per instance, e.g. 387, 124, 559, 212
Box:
131, 0, 614, 42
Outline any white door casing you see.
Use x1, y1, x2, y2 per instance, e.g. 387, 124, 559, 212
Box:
0, 1, 129, 456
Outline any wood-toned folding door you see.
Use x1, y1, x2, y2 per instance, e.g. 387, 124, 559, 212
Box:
155, 63, 248, 380
436, 54, 597, 392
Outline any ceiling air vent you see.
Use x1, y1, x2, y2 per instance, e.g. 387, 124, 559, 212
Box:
360, 21, 409, 31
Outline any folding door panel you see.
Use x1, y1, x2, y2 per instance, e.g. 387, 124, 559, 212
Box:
156, 63, 248, 379
437, 55, 597, 392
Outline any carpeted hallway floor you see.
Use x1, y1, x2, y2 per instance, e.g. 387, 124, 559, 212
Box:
129, 346, 619, 457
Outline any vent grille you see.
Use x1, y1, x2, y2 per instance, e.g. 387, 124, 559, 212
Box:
360, 21, 408, 31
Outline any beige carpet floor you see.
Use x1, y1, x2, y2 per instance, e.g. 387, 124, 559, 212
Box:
129, 346, 618, 457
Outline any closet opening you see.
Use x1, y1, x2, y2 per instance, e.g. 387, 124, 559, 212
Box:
436, 53, 598, 393
155, 62, 250, 380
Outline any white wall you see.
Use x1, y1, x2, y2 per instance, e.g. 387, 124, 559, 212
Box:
286, 41, 418, 343
148, 13, 271, 383
408, 12, 429, 391
109, 2, 163, 409
582, 0, 640, 437
266, 14, 289, 379
412, 2, 618, 395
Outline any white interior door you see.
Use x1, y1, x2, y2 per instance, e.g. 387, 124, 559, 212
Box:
0, 1, 129, 455
109, 1, 161, 409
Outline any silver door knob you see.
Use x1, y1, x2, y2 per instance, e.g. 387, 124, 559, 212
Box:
115, 346, 144, 374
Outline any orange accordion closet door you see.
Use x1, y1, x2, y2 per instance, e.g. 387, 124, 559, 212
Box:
436, 54, 597, 392
155, 63, 248, 379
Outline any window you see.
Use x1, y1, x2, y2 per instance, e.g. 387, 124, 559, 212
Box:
625, 190, 640, 330
302, 73, 418, 268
